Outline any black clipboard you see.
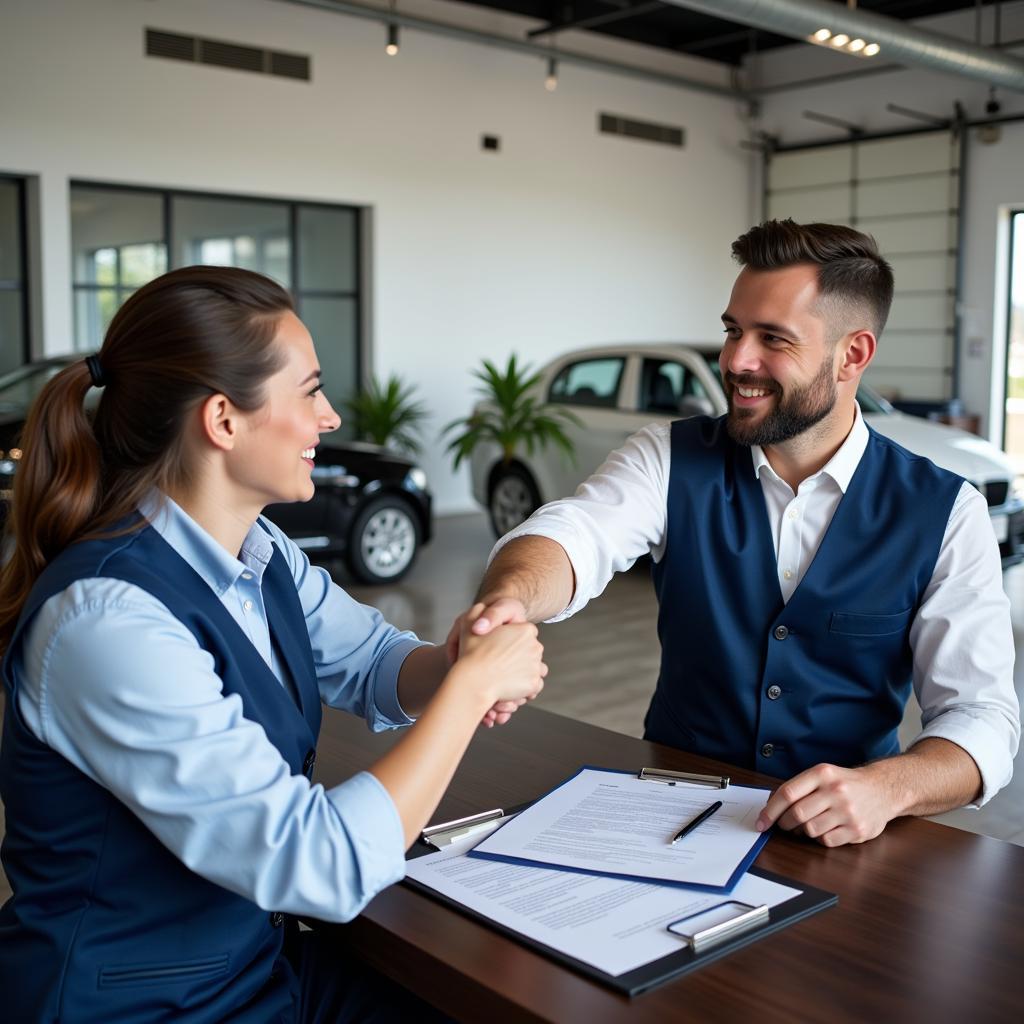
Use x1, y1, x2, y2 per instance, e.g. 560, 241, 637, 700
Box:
403, 805, 837, 997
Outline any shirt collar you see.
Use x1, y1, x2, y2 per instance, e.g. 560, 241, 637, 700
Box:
140, 493, 277, 596
750, 402, 869, 495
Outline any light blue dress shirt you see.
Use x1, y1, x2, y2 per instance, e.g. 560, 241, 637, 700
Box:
16, 496, 429, 922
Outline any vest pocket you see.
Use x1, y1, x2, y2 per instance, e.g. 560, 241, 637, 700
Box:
98, 953, 230, 989
828, 608, 912, 637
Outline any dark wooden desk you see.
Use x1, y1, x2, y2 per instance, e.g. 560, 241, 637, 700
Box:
314, 707, 1022, 1023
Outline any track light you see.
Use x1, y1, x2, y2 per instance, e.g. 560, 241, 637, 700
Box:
807, 28, 880, 58
385, 23, 399, 56
545, 57, 558, 92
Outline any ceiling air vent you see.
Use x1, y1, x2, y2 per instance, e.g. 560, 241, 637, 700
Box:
599, 113, 684, 148
145, 28, 311, 82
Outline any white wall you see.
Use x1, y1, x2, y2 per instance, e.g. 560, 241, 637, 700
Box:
750, 2, 1024, 441
0, 0, 754, 513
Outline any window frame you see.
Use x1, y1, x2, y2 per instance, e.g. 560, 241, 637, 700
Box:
69, 180, 364, 397
0, 173, 31, 370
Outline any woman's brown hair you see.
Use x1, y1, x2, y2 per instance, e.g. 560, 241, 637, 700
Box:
0, 265, 293, 652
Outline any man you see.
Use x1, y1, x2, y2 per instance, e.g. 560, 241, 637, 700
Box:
454, 220, 1020, 847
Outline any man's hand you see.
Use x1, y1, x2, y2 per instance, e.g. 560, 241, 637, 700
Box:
446, 599, 534, 728
754, 762, 898, 847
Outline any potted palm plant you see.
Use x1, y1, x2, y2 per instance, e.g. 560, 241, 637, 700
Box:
443, 354, 580, 535
346, 373, 429, 455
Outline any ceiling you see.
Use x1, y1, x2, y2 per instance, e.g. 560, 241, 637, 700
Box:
441, 1, 990, 66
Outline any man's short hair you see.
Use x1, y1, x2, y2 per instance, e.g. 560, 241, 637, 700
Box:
731, 219, 894, 339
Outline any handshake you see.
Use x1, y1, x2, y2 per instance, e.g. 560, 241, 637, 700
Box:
445, 596, 543, 728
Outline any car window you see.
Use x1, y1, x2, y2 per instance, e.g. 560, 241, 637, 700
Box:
549, 358, 624, 408
640, 359, 708, 413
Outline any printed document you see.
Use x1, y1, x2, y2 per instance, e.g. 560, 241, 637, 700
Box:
406, 827, 799, 977
470, 767, 769, 890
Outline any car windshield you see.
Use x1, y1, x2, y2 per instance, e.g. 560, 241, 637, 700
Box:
697, 351, 892, 415
0, 360, 75, 413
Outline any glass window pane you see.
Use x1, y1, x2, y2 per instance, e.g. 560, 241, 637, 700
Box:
0, 180, 21, 282
0, 292, 24, 376
71, 187, 165, 287
549, 358, 624, 407
173, 196, 290, 287
73, 288, 119, 351
297, 205, 357, 293
298, 296, 358, 436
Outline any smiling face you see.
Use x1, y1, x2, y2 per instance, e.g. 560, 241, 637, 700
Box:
719, 263, 844, 449
231, 310, 341, 509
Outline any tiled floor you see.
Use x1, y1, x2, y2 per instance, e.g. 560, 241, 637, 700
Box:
2, 509, 1022, 906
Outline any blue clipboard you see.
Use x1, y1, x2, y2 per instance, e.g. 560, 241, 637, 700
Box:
466, 765, 772, 893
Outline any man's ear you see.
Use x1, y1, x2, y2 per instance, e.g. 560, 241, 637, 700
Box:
837, 329, 876, 383
198, 393, 239, 452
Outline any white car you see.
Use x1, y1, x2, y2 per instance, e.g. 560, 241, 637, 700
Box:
468, 343, 1024, 567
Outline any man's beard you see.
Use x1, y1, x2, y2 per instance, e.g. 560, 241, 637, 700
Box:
725, 356, 837, 447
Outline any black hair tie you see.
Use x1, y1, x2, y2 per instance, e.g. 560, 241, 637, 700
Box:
85, 355, 107, 388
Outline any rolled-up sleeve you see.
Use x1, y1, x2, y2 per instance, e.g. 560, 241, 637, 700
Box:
909, 484, 1020, 805
19, 579, 408, 922
488, 424, 671, 621
263, 517, 430, 729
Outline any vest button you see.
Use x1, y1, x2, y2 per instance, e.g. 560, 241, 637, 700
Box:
767, 685, 782, 700
773, 625, 789, 641
270, 912, 284, 928
761, 743, 775, 758
302, 749, 316, 777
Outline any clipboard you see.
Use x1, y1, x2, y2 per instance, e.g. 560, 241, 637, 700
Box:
404, 803, 837, 997
468, 765, 773, 892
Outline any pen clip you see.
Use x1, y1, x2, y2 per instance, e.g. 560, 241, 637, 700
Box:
639, 767, 730, 789
421, 808, 506, 848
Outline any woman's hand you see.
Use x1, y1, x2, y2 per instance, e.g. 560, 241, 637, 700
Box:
456, 615, 546, 707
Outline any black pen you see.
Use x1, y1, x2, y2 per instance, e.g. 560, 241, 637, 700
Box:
669, 800, 723, 845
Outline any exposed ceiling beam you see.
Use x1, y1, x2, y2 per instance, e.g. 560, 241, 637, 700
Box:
661, 0, 1024, 92
527, 1, 664, 41
274, 0, 742, 99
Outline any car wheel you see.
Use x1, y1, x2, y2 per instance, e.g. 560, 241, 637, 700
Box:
347, 497, 420, 584
488, 465, 541, 538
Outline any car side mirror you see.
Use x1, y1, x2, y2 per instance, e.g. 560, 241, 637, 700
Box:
677, 395, 715, 418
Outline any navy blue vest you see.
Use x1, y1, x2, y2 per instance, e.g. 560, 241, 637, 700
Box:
0, 522, 322, 1023
646, 416, 962, 780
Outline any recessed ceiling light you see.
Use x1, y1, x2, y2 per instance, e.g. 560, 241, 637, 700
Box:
814, 28, 831, 42
848, 38, 866, 52
864, 42, 881, 56
831, 34, 850, 47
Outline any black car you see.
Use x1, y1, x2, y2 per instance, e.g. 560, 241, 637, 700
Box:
0, 358, 432, 584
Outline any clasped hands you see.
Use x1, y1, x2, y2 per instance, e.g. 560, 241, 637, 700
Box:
447, 597, 542, 728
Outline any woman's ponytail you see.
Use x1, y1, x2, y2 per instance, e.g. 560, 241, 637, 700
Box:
0, 360, 102, 650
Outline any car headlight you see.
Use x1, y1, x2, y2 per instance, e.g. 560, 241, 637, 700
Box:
407, 468, 428, 491
1012, 475, 1024, 503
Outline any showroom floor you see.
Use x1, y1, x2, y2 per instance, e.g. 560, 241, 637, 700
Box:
1, 509, 1021, 905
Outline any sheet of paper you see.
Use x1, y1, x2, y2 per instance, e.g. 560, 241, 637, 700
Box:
406, 832, 799, 977
470, 768, 769, 889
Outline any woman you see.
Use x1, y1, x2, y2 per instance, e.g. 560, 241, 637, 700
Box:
0, 266, 545, 1023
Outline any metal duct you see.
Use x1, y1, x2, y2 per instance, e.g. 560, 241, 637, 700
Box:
663, 0, 1024, 93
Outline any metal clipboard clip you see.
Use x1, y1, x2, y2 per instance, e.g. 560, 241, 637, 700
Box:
638, 767, 730, 789
667, 901, 770, 953
420, 808, 507, 849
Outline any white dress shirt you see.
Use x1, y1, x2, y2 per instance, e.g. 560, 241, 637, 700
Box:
493, 407, 1020, 805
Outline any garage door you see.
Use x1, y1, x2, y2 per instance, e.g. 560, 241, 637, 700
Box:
765, 129, 960, 403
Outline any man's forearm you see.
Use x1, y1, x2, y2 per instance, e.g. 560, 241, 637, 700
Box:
866, 736, 982, 817
476, 535, 576, 622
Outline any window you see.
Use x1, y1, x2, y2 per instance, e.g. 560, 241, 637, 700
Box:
1004, 210, 1024, 474
640, 358, 709, 414
70, 183, 362, 422
0, 175, 29, 376
549, 358, 624, 408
